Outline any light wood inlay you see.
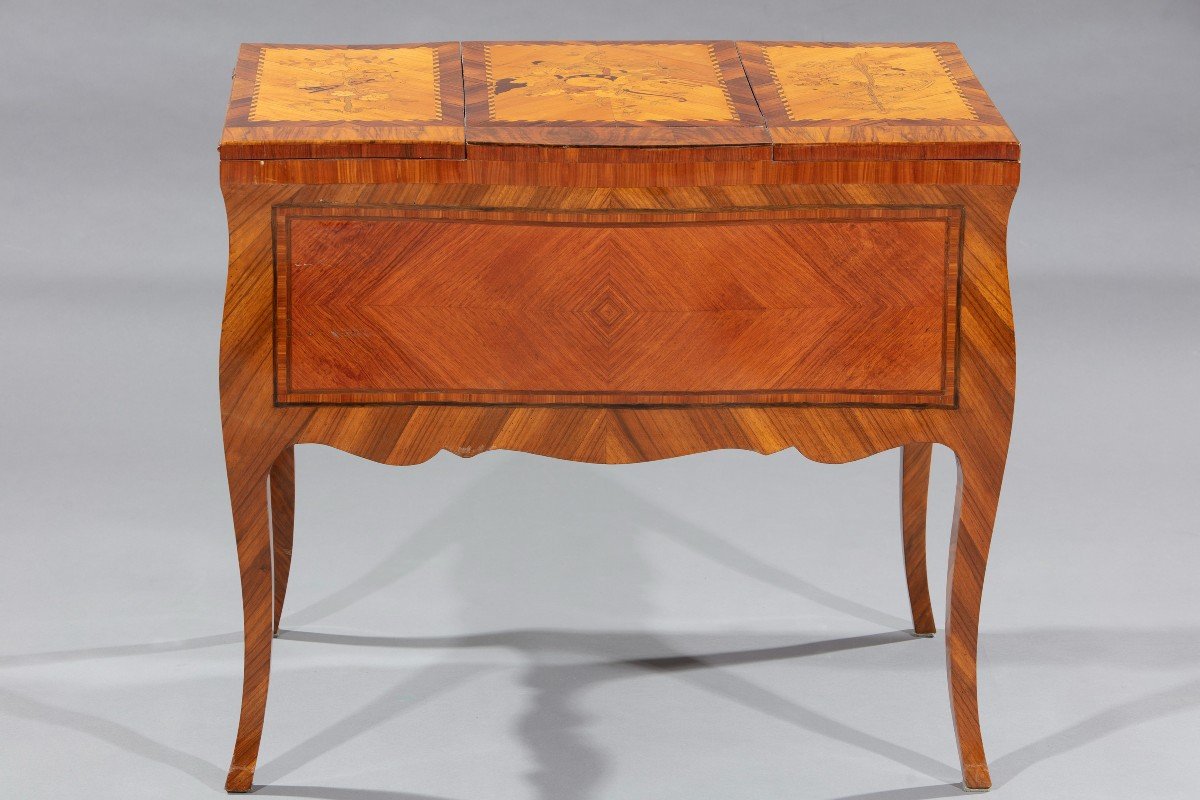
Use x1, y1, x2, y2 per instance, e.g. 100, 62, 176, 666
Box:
485, 42, 735, 122
461, 41, 770, 158
765, 44, 976, 121
250, 46, 441, 122
738, 42, 1019, 162
221, 43, 465, 160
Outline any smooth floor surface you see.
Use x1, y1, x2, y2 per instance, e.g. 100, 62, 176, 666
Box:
1, 275, 1198, 799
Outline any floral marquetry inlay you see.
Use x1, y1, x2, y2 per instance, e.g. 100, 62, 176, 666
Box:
250, 46, 442, 122
765, 45, 978, 122
485, 43, 737, 122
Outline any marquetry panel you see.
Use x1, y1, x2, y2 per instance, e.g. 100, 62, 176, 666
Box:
738, 42, 1019, 161
250, 46, 441, 122
485, 42, 736, 122
273, 205, 961, 407
220, 43, 465, 159
765, 44, 976, 121
221, 40, 1019, 163
462, 41, 770, 158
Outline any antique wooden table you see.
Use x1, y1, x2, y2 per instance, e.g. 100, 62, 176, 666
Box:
218, 41, 1019, 793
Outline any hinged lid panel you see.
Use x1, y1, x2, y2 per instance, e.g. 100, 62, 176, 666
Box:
461, 41, 770, 161
220, 43, 465, 160
220, 41, 1017, 163
738, 42, 1019, 161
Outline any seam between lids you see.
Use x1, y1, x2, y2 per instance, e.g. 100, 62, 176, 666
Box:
459, 42, 468, 149
734, 42, 769, 124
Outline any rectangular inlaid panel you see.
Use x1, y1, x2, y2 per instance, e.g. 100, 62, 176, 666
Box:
461, 41, 770, 157
764, 45, 976, 121
486, 42, 736, 122
274, 206, 960, 407
738, 41, 1018, 161
251, 46, 441, 122
220, 43, 465, 159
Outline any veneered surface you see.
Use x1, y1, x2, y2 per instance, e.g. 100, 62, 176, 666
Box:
484, 42, 737, 122
220, 43, 465, 159
739, 42, 1019, 161
221, 40, 1018, 162
250, 46, 442, 122
275, 205, 960, 406
461, 40, 770, 159
764, 44, 977, 121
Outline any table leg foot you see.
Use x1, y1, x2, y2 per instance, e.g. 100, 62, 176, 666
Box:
961, 761, 992, 791
225, 764, 255, 793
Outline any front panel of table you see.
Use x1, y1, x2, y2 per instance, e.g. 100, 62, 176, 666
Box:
218, 176, 1014, 468
273, 204, 961, 407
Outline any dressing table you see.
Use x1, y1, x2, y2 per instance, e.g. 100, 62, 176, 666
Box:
218, 40, 1019, 792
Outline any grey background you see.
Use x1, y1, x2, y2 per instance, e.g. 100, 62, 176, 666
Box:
1, 2, 1197, 798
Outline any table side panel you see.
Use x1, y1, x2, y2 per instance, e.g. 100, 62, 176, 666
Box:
273, 205, 961, 406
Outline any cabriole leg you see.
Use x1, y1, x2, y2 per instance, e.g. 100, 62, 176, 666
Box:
224, 459, 275, 793
945, 447, 1007, 791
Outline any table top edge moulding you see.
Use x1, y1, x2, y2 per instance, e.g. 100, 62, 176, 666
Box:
217, 38, 1020, 795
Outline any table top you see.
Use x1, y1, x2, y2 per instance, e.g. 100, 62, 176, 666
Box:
220, 41, 1018, 162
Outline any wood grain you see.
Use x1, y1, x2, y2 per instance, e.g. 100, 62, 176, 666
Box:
220, 179, 1014, 792
764, 45, 977, 121
221, 156, 1021, 186
251, 47, 441, 122
269, 446, 295, 636
901, 442, 936, 636
485, 42, 737, 122
462, 40, 770, 160
219, 40, 1019, 794
223, 466, 272, 793
275, 205, 960, 407
220, 43, 465, 160
738, 42, 1019, 162
222, 40, 1019, 164
947, 441, 1007, 790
